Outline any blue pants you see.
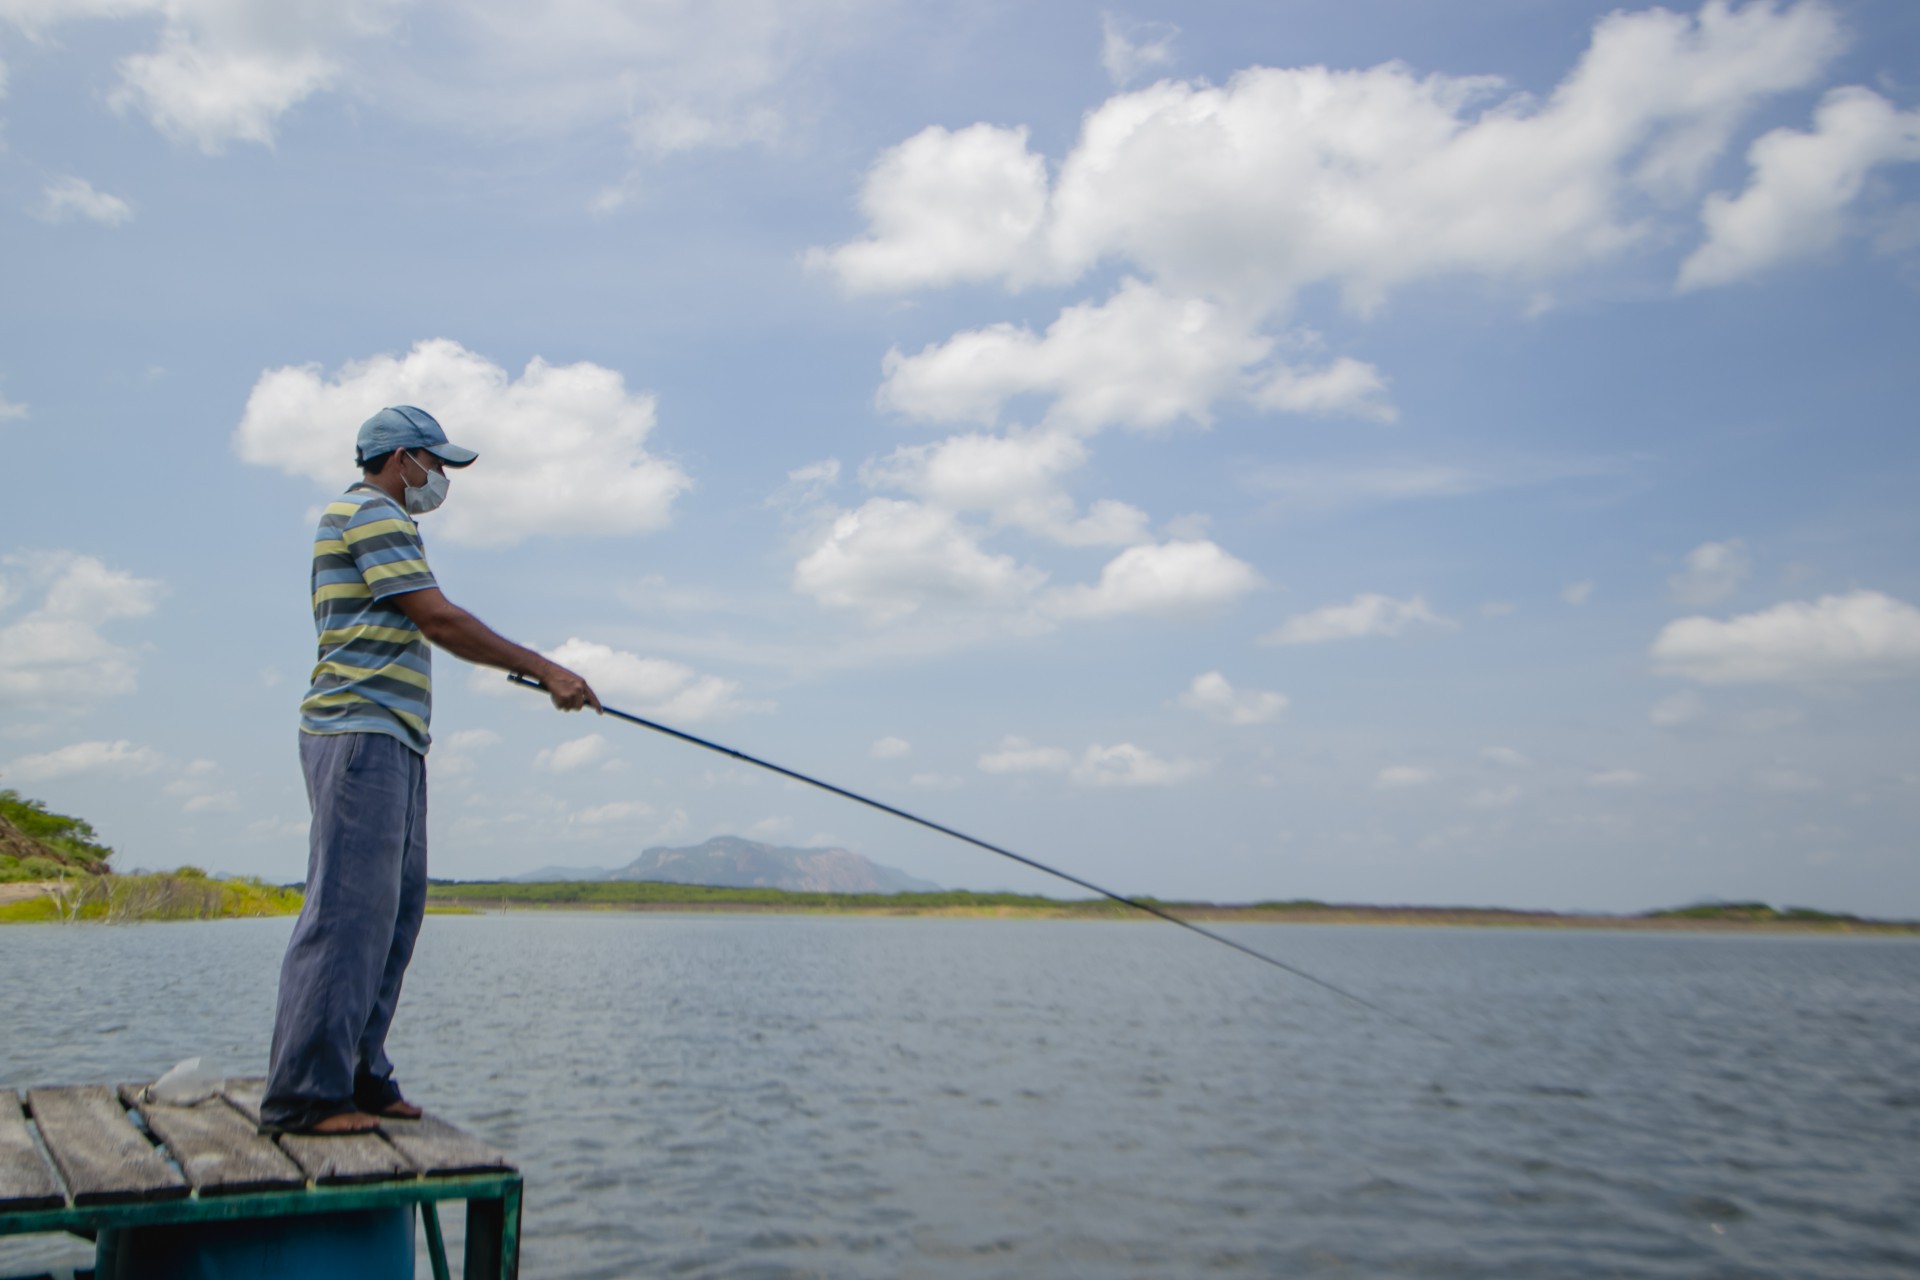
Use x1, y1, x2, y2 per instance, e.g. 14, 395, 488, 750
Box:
262, 732, 428, 1129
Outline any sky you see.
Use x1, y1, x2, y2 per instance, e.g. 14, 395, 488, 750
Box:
2, 0, 1917, 914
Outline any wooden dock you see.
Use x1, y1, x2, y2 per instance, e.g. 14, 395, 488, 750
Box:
1, 1079, 519, 1279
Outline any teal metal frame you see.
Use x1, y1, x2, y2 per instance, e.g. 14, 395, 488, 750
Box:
0, 1172, 521, 1280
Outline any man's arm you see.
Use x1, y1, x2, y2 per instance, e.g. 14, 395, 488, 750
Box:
392, 587, 601, 712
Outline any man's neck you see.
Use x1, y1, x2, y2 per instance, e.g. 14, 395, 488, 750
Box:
363, 467, 407, 506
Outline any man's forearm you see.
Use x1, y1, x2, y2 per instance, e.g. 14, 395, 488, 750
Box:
417, 603, 556, 680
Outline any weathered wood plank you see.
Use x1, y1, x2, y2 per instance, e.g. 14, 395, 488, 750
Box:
219, 1077, 265, 1125
0, 1090, 65, 1212
275, 1132, 414, 1186
217, 1078, 412, 1185
25, 1086, 186, 1206
119, 1084, 306, 1196
382, 1114, 515, 1178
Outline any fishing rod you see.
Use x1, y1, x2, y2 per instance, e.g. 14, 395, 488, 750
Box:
510, 672, 1441, 1040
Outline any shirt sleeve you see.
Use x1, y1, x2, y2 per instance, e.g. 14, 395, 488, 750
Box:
342, 496, 439, 601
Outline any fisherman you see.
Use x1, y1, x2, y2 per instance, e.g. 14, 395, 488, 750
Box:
260, 405, 600, 1135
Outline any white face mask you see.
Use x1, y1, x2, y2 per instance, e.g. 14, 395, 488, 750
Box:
401, 452, 449, 515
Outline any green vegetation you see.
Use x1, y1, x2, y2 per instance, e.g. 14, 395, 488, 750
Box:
1645, 901, 1864, 924
0, 791, 304, 924
0, 874, 303, 924
426, 881, 1916, 931
0, 789, 115, 881
428, 879, 1148, 916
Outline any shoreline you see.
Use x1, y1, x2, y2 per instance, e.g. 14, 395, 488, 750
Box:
6, 877, 1911, 934
420, 893, 1920, 934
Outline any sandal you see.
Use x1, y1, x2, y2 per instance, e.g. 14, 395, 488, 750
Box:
257, 1108, 381, 1137
354, 1074, 424, 1120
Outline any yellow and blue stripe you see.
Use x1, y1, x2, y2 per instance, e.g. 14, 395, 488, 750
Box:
298, 485, 438, 753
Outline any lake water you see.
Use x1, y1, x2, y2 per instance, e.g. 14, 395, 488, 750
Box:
3, 914, 1917, 1278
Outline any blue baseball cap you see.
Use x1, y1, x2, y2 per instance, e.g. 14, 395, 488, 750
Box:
354, 405, 479, 468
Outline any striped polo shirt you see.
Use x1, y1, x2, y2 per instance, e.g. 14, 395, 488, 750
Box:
298, 484, 438, 754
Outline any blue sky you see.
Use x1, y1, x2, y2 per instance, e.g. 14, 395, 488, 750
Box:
2, 0, 1917, 913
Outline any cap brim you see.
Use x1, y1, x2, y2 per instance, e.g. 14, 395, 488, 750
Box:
424, 442, 479, 468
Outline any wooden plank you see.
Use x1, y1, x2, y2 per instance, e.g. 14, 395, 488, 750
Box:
0, 1090, 65, 1212
119, 1084, 306, 1196
381, 1115, 515, 1178
25, 1086, 186, 1206
219, 1077, 265, 1125
217, 1078, 411, 1186
275, 1132, 413, 1186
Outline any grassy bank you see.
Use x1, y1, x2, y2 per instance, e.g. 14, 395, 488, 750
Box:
426, 881, 1920, 933
0, 872, 302, 924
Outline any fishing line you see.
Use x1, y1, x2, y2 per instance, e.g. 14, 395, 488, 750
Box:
511, 673, 1444, 1041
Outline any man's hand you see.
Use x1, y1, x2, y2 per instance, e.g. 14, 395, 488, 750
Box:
535, 662, 601, 714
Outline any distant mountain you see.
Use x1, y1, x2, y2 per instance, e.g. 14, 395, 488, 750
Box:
515, 836, 941, 894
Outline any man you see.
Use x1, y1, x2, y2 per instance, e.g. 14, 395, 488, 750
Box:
261, 404, 600, 1135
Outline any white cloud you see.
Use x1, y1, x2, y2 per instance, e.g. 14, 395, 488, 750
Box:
7, 0, 879, 158
1100, 14, 1178, 88
1176, 671, 1288, 725
0, 0, 406, 153
0, 552, 164, 707
1467, 784, 1521, 810
810, 0, 1842, 569
180, 790, 239, 814
444, 728, 501, 752
1046, 540, 1261, 620
1071, 741, 1201, 788
2, 739, 166, 782
1, 739, 239, 813
978, 735, 1071, 775
769, 459, 841, 510
746, 815, 793, 841
877, 280, 1393, 434
818, 2, 1841, 308
1562, 580, 1596, 606
1375, 766, 1433, 789
807, 123, 1050, 294
870, 736, 911, 760
1249, 357, 1396, 422
574, 800, 652, 825
163, 758, 237, 813
1262, 593, 1449, 645
536, 638, 767, 722
1669, 538, 1752, 605
1651, 690, 1706, 727
234, 338, 689, 548
1680, 87, 1920, 290
861, 430, 1149, 548
793, 498, 1046, 624
1653, 590, 1920, 684
387, 0, 887, 157
535, 733, 609, 774
909, 772, 964, 790
1481, 747, 1530, 768
0, 392, 25, 421
1251, 454, 1629, 517
113, 35, 350, 152
36, 176, 133, 226
1587, 770, 1644, 787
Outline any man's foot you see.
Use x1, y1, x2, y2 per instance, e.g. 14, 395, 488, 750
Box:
306, 1110, 382, 1135
259, 1109, 381, 1137
354, 1073, 424, 1120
